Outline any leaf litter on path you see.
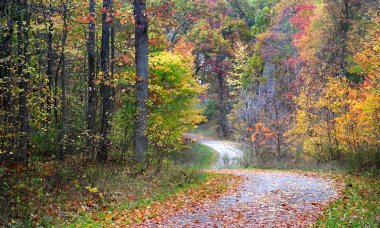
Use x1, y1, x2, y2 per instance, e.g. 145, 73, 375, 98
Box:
138, 169, 338, 227
136, 139, 338, 227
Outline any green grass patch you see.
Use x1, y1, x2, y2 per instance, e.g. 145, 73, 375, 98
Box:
316, 173, 380, 227
181, 142, 219, 169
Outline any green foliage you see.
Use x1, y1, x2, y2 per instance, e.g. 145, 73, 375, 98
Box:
202, 99, 217, 120
109, 94, 135, 160
251, 5, 272, 35
317, 174, 380, 227
31, 128, 59, 158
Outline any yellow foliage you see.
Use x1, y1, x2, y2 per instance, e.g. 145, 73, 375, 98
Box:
85, 186, 98, 193
289, 68, 379, 161
147, 50, 206, 155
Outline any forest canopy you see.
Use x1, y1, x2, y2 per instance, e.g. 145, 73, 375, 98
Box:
1, 0, 378, 167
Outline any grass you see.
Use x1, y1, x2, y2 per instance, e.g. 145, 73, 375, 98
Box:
70, 169, 209, 226
5, 139, 377, 226
191, 121, 220, 139
68, 141, 226, 226
0, 162, 208, 226
181, 142, 219, 169
316, 172, 380, 227
71, 172, 241, 226
0, 141, 222, 226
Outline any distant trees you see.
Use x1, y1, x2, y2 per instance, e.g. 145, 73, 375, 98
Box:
229, 0, 296, 163
188, 0, 248, 138
229, 0, 379, 169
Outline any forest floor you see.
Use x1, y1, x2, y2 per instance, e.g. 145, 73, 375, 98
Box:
139, 138, 340, 227
2, 138, 378, 226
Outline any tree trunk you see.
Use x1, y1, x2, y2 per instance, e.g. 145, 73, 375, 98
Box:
217, 72, 227, 138
46, 13, 54, 122
110, 5, 115, 109
340, 0, 350, 76
58, 1, 68, 161
97, 0, 112, 162
133, 0, 149, 163
86, 0, 97, 155
17, 0, 30, 164
274, 102, 282, 159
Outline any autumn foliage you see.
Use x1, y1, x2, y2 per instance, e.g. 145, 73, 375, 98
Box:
228, 0, 379, 169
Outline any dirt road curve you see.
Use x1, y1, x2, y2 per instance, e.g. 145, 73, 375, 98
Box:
141, 140, 338, 227
200, 140, 242, 168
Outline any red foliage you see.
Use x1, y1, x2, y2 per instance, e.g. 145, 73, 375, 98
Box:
285, 56, 302, 68
289, 3, 315, 45
294, 3, 315, 12
148, 39, 158, 45
101, 7, 109, 13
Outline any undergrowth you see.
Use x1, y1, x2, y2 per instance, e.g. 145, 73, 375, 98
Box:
0, 142, 220, 226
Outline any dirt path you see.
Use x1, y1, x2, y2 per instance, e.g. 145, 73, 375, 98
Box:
200, 140, 242, 168
141, 140, 338, 227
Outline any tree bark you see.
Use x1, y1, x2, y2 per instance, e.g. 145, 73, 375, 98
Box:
86, 0, 97, 155
133, 0, 149, 163
340, 0, 350, 77
58, 1, 68, 161
17, 0, 30, 163
46, 12, 54, 121
110, 0, 115, 110
97, 0, 112, 162
217, 72, 227, 138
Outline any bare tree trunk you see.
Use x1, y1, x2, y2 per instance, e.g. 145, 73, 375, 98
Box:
86, 0, 97, 156
340, 0, 350, 76
217, 72, 227, 138
274, 102, 282, 159
110, 5, 115, 109
133, 0, 149, 163
17, 0, 30, 164
46, 12, 54, 122
97, 0, 111, 162
58, 1, 68, 161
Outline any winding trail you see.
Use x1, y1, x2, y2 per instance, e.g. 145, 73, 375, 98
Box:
142, 138, 338, 227
200, 139, 242, 168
